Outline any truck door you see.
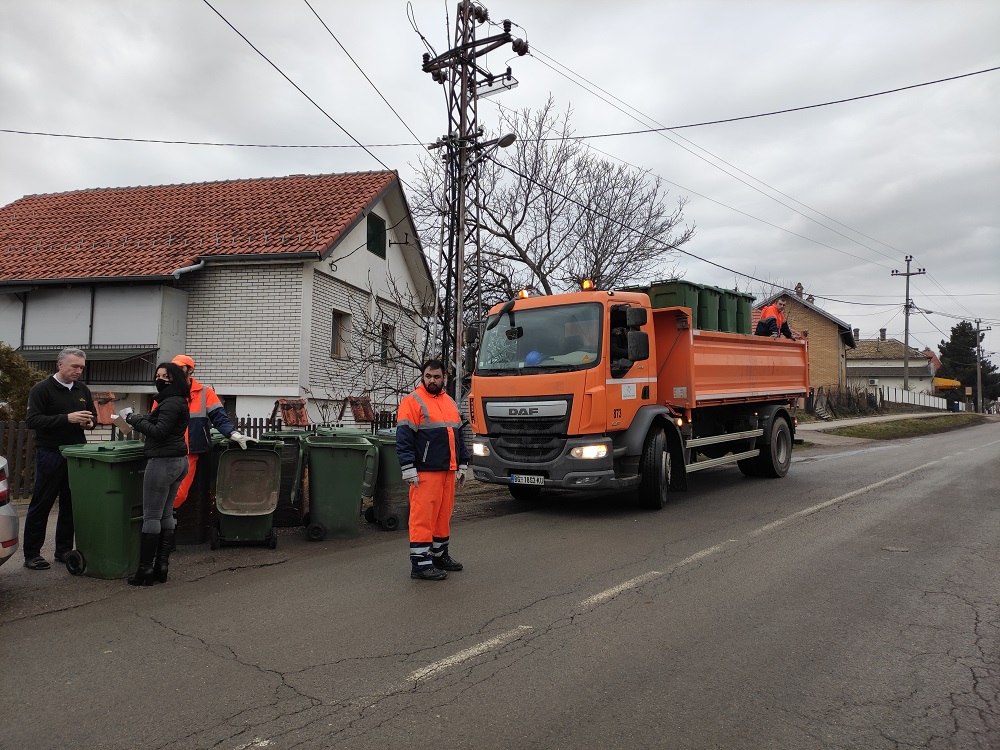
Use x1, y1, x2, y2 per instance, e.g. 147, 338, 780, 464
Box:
606, 304, 653, 432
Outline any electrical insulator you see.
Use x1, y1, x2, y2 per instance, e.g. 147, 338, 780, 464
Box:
504, 19, 511, 33
512, 38, 529, 56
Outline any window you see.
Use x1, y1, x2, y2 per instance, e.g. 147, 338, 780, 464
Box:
367, 213, 386, 259
331, 311, 350, 358
380, 323, 395, 366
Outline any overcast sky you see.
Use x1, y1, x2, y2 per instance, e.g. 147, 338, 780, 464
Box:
2, 0, 997, 364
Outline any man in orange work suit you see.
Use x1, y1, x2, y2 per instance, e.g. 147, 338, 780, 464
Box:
755, 297, 794, 339
170, 355, 252, 515
396, 359, 470, 581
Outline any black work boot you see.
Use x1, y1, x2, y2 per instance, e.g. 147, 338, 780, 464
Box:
154, 529, 175, 584
128, 533, 159, 586
433, 554, 464, 571
411, 566, 448, 581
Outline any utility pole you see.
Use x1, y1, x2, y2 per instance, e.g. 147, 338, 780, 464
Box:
423, 1, 527, 399
891, 256, 925, 390
975, 319, 991, 413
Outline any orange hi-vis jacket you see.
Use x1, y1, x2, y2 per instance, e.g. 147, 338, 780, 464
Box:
184, 377, 236, 454
396, 383, 470, 474
755, 304, 793, 339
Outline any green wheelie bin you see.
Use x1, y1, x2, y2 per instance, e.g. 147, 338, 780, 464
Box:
364, 432, 409, 531
59, 441, 146, 579
303, 433, 378, 541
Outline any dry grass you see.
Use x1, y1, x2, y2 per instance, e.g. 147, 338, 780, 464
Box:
823, 414, 986, 440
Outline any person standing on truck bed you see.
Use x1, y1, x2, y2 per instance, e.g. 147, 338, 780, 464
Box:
755, 298, 794, 339
396, 359, 470, 581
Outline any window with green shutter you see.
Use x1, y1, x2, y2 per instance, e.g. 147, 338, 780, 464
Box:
367, 213, 386, 259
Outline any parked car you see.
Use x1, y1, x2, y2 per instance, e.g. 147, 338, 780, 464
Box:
0, 455, 20, 566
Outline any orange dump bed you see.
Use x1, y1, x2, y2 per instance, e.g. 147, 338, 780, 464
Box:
653, 307, 809, 409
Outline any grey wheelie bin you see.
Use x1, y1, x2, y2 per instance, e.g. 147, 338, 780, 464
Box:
303, 433, 378, 541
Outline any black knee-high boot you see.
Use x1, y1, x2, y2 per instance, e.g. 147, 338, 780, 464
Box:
154, 529, 175, 584
128, 533, 159, 586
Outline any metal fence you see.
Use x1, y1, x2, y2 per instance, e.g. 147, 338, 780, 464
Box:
879, 387, 963, 411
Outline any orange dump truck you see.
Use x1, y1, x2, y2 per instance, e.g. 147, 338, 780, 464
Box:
467, 287, 810, 508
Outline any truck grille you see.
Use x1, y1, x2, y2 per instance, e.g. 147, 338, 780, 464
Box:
482, 395, 572, 464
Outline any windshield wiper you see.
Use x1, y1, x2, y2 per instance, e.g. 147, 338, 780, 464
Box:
478, 367, 522, 375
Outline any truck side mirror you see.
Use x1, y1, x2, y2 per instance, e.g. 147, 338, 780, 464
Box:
626, 307, 648, 327
465, 324, 480, 346
464, 343, 478, 375
627, 330, 649, 362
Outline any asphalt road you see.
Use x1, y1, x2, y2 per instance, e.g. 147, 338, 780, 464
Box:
2, 420, 998, 749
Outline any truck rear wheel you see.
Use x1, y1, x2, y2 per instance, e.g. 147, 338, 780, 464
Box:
638, 428, 670, 509
758, 418, 792, 478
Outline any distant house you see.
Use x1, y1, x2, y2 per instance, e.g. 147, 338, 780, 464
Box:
753, 284, 856, 390
846, 328, 935, 394
0, 172, 434, 424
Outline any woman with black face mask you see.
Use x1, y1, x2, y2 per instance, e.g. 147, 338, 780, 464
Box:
122, 361, 190, 586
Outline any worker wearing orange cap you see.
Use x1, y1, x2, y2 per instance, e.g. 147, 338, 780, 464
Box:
170, 354, 253, 510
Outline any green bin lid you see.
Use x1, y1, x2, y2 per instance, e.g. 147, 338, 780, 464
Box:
261, 430, 311, 441
60, 440, 147, 462
304, 434, 374, 449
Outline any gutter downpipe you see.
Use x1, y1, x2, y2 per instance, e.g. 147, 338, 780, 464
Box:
171, 260, 205, 279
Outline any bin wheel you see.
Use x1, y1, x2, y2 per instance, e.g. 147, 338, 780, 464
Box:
210, 527, 220, 550
380, 514, 399, 531
306, 522, 326, 542
268, 529, 278, 550
64, 550, 85, 576
364, 506, 377, 524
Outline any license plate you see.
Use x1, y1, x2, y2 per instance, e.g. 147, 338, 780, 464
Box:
510, 474, 545, 486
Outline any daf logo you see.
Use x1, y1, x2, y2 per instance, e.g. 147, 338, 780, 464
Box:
486, 400, 568, 418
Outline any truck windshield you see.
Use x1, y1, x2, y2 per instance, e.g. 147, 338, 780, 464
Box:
476, 302, 603, 375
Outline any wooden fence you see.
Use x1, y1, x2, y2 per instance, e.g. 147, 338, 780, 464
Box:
3, 412, 397, 500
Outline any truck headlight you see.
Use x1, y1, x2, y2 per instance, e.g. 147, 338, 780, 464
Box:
472, 442, 491, 457
570, 444, 608, 459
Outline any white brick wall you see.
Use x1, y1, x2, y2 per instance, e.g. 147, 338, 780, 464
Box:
176, 262, 303, 389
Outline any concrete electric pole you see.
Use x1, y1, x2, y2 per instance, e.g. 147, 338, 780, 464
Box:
891, 256, 925, 390
975, 319, 991, 413
422, 1, 527, 399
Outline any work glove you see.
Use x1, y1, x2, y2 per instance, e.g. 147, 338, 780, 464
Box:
402, 466, 419, 488
118, 406, 134, 421
228, 430, 255, 450
456, 465, 468, 489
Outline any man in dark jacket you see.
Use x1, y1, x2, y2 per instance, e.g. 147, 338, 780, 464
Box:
396, 360, 470, 581
23, 347, 97, 570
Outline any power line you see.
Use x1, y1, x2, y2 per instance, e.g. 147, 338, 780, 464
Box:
0, 129, 420, 149
488, 156, 893, 307
200, 0, 393, 172
534, 62, 1000, 140
302, 0, 427, 148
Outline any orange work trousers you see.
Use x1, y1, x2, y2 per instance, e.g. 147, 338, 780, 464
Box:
408, 471, 456, 543
172, 453, 200, 508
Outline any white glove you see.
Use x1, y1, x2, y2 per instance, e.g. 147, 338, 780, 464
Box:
118, 406, 134, 419
456, 465, 468, 488
402, 466, 419, 488
229, 430, 255, 450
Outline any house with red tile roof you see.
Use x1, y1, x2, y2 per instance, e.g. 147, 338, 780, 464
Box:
753, 285, 856, 390
0, 171, 434, 423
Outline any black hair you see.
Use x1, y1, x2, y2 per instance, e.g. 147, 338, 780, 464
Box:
155, 361, 191, 399
421, 358, 446, 374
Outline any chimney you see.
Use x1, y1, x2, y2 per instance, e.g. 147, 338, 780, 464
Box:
806, 294, 815, 303
795, 282, 805, 298
879, 328, 886, 341
853, 328, 860, 340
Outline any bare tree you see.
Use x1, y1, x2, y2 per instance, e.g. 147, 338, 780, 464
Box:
410, 96, 695, 323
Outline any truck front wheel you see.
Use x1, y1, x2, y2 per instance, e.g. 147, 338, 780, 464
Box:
758, 418, 792, 478
638, 428, 670, 509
